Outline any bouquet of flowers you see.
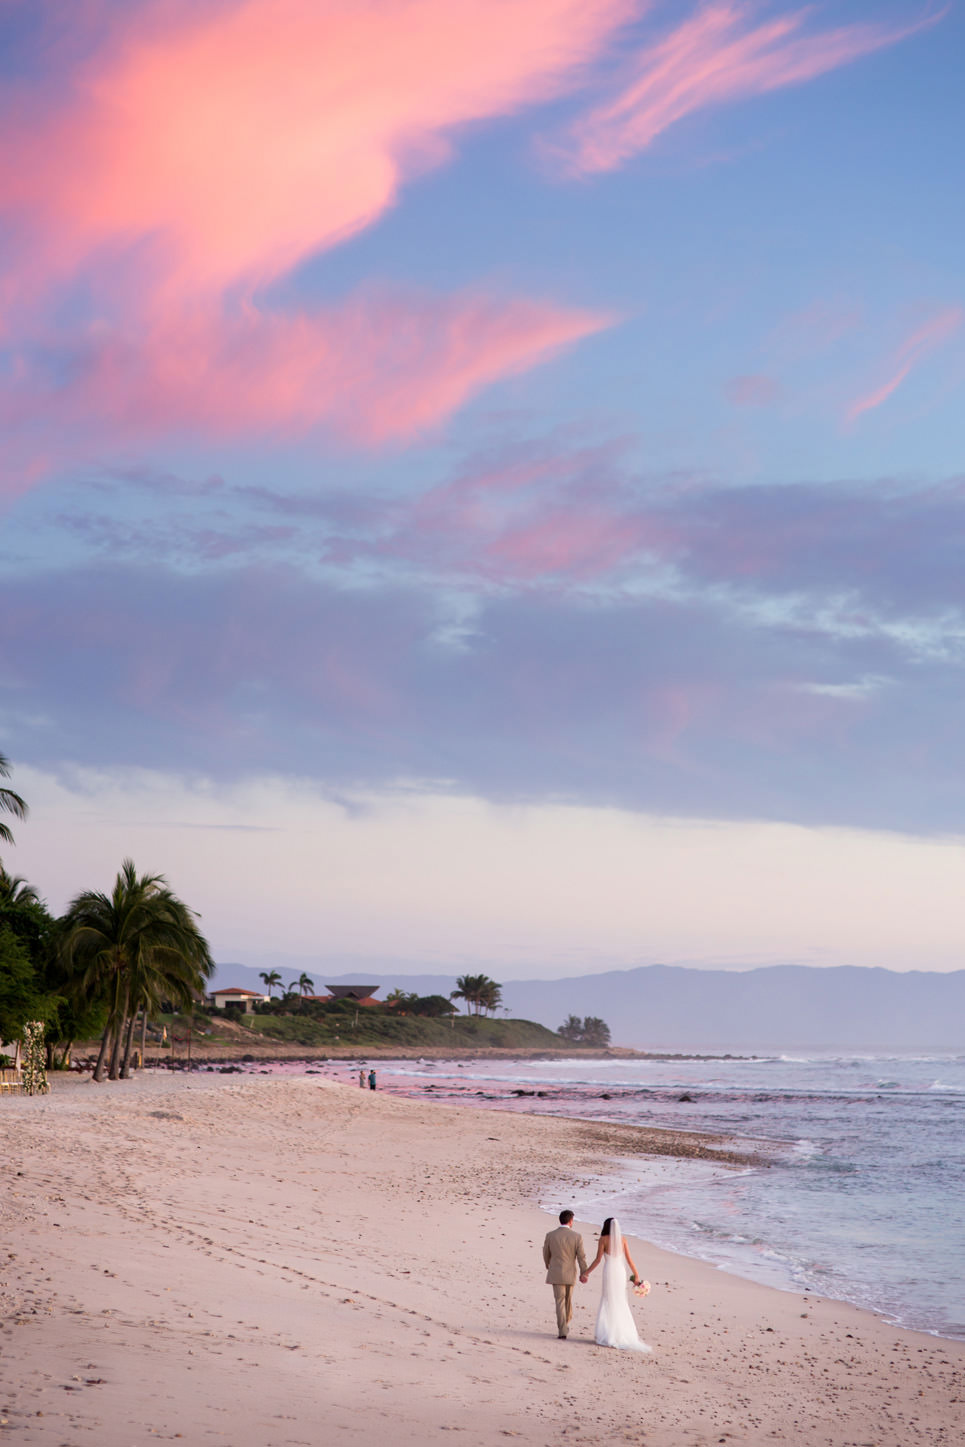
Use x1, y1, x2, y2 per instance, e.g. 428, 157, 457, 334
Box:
631, 1278, 651, 1297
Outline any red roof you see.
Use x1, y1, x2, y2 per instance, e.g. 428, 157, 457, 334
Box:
211, 987, 265, 997
302, 994, 380, 1006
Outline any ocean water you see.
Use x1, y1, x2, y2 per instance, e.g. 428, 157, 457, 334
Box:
380, 1051, 965, 1341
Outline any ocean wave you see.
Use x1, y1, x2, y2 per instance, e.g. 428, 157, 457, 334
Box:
789, 1138, 821, 1159
430, 1054, 965, 1344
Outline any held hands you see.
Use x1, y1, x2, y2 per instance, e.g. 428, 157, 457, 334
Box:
579, 1273, 589, 1284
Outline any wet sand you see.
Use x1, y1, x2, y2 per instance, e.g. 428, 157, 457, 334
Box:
1, 1072, 962, 1445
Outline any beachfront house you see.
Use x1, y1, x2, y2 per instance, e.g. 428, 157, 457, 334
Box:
207, 987, 270, 1013
305, 985, 381, 1024
323, 985, 380, 1005
292, 986, 383, 1006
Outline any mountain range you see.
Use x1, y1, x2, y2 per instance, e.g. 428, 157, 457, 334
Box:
211, 961, 965, 1050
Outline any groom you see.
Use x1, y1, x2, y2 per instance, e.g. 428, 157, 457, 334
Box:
542, 1209, 588, 1339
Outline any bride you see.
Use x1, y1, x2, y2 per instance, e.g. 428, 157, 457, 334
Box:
584, 1217, 652, 1352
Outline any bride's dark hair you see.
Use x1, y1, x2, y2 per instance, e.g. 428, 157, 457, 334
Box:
600, 1217, 614, 1236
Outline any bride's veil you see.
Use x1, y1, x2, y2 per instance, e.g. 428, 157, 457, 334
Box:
601, 1216, 629, 1319
597, 1216, 651, 1351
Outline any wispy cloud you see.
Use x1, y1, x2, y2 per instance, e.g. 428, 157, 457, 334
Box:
0, 0, 633, 301
0, 289, 609, 477
846, 306, 964, 423
724, 373, 781, 407
2, 557, 958, 832
554, 2, 935, 174
0, 0, 629, 489
769, 299, 864, 361
61, 442, 965, 626
329, 439, 663, 582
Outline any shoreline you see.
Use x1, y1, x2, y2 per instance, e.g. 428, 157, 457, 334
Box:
64, 1041, 756, 1064
47, 1054, 962, 1341
46, 1064, 775, 1166
3, 1071, 962, 1444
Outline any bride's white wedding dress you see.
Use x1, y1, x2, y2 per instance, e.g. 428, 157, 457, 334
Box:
594, 1220, 652, 1352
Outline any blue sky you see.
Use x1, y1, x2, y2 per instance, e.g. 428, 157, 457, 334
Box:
2, 0, 964, 975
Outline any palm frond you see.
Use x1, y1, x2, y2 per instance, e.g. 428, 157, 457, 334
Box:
0, 754, 27, 843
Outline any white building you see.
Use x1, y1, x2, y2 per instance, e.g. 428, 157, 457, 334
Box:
207, 987, 269, 1013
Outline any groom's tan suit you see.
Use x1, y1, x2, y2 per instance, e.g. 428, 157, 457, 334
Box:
543, 1224, 588, 1338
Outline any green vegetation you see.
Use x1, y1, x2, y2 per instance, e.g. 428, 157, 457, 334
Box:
450, 973, 502, 1015
557, 1014, 611, 1046
0, 753, 27, 847
0, 863, 109, 1068
0, 920, 47, 1042
385, 990, 456, 1017
61, 858, 213, 1081
1, 753, 213, 1080
221, 1000, 562, 1049
205, 992, 612, 1050
0, 862, 60, 1046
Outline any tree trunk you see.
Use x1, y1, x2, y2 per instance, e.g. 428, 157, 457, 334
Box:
109, 981, 130, 1079
108, 1020, 124, 1079
140, 1010, 148, 1068
120, 1009, 138, 1078
58, 1040, 73, 1070
97, 967, 123, 1082
92, 1021, 112, 1082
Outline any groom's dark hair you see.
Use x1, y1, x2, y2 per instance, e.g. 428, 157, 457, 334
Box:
559, 1209, 574, 1225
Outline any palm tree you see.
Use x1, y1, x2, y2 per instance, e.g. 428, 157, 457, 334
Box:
450, 973, 502, 1017
0, 753, 27, 847
451, 974, 481, 1016
0, 865, 40, 907
118, 936, 208, 1078
477, 977, 502, 1016
259, 970, 283, 998
60, 859, 212, 1082
280, 972, 315, 1011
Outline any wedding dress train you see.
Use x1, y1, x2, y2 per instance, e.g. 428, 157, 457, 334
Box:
594, 1220, 652, 1352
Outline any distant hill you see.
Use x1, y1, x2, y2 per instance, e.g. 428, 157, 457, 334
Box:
212, 961, 965, 1050
497, 964, 965, 1051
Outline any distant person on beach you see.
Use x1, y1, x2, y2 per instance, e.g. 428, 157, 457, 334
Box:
542, 1209, 588, 1339
368, 1070, 377, 1091
359, 1069, 366, 1088
584, 1217, 651, 1352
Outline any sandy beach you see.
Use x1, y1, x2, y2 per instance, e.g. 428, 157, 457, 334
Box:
2, 1072, 962, 1446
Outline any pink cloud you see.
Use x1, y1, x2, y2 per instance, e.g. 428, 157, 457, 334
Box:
327, 440, 679, 582
0, 0, 634, 301
554, 2, 934, 174
846, 307, 964, 423
482, 509, 647, 579
0, 0, 631, 492
770, 299, 863, 360
724, 373, 781, 407
0, 290, 609, 465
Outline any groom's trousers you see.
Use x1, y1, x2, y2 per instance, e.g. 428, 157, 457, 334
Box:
552, 1284, 574, 1336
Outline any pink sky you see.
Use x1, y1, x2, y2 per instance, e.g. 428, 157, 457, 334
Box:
3, 0, 964, 975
